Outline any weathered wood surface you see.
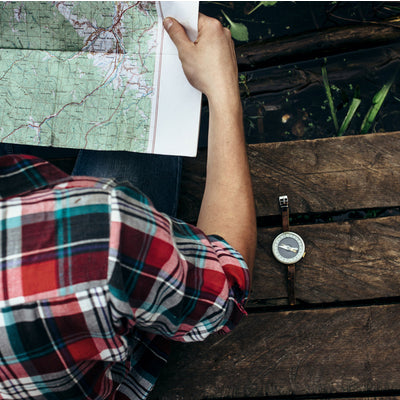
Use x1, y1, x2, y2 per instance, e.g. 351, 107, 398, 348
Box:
236, 18, 400, 70
250, 216, 400, 305
164, 12, 400, 399
238, 41, 400, 97
151, 304, 400, 399
177, 131, 400, 222
312, 398, 400, 400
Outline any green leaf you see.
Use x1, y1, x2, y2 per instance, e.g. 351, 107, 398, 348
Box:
321, 65, 339, 132
221, 10, 249, 42
248, 1, 278, 15
360, 75, 396, 134
337, 97, 361, 136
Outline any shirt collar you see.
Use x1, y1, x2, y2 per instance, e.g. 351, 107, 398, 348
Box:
0, 154, 72, 200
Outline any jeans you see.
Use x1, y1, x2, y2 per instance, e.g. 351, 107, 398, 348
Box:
0, 143, 182, 217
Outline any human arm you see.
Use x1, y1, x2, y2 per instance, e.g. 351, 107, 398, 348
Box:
163, 14, 257, 274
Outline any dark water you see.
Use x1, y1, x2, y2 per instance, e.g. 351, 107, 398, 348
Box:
200, 1, 400, 44
198, 1, 400, 145
242, 47, 400, 143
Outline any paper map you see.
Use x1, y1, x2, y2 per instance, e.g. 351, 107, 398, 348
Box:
0, 2, 201, 156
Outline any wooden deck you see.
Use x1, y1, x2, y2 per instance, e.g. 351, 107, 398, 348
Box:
150, 3, 400, 399
150, 132, 400, 400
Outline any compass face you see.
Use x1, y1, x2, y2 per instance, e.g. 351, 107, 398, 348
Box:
272, 231, 305, 264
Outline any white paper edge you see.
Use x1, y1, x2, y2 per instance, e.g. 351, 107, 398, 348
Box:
150, 1, 201, 157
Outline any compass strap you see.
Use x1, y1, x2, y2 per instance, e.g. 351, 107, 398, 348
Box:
287, 264, 296, 306
279, 195, 296, 305
279, 195, 289, 232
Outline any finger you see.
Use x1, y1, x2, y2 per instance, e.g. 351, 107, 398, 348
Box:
163, 17, 192, 52
197, 12, 207, 30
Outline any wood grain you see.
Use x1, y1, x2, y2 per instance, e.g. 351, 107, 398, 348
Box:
251, 216, 400, 305
236, 19, 400, 70
150, 304, 400, 399
238, 42, 400, 98
313, 398, 400, 400
177, 132, 400, 222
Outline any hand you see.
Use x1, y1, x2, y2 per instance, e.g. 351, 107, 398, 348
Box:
163, 13, 239, 107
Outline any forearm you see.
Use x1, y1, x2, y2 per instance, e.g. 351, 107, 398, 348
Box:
197, 92, 257, 272
163, 14, 257, 272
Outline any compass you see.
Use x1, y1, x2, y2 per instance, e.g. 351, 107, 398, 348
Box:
272, 231, 305, 265
272, 195, 306, 306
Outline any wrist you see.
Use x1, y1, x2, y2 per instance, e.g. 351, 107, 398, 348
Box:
207, 85, 242, 117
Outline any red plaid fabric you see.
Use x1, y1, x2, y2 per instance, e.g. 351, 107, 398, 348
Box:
0, 154, 250, 399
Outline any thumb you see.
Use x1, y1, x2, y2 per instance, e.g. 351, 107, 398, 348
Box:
163, 17, 192, 52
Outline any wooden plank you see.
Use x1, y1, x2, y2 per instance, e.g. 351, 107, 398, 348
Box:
238, 42, 400, 97
177, 132, 400, 221
236, 18, 400, 71
249, 131, 400, 216
313, 398, 400, 400
250, 216, 400, 305
150, 304, 400, 399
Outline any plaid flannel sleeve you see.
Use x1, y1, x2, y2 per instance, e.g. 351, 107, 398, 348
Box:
107, 185, 250, 343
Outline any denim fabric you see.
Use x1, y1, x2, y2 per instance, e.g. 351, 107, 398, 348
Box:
0, 144, 182, 217
73, 150, 182, 217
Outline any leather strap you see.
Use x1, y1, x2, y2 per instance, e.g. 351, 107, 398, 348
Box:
282, 207, 289, 232
279, 195, 296, 305
287, 264, 296, 306
279, 195, 289, 232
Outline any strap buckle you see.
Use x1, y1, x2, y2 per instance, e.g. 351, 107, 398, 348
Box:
279, 195, 288, 209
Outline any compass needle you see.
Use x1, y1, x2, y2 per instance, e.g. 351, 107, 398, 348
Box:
279, 244, 298, 253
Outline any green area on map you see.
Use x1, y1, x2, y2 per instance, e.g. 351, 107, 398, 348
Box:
0, 2, 159, 152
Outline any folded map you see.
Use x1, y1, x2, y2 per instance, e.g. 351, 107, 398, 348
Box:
0, 1, 201, 156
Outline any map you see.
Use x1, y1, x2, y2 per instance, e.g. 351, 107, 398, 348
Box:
0, 2, 201, 155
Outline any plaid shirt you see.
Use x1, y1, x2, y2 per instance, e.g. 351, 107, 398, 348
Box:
0, 154, 249, 400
